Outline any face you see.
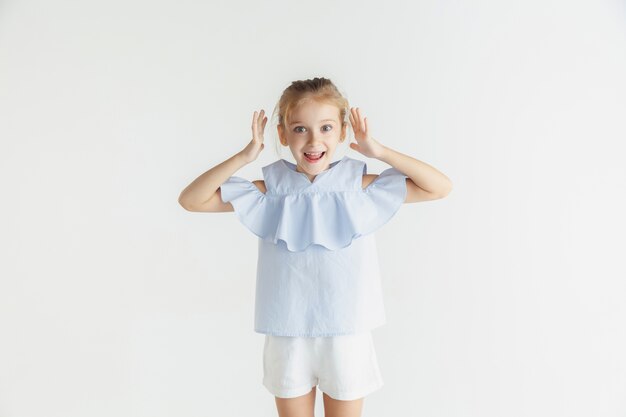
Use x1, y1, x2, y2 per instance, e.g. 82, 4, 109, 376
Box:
277, 100, 347, 181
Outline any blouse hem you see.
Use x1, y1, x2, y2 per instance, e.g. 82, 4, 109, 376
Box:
254, 321, 385, 337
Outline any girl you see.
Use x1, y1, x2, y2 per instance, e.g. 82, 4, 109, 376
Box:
179, 77, 452, 417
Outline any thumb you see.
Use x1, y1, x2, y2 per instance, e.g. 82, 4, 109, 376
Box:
349, 142, 360, 152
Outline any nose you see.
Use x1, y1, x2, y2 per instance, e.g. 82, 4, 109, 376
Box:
308, 131, 323, 144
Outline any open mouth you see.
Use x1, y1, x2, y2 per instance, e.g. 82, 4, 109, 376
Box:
304, 151, 325, 162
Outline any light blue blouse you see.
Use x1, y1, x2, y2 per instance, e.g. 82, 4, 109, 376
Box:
219, 155, 408, 337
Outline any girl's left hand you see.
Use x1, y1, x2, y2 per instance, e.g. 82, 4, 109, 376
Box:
348, 107, 387, 159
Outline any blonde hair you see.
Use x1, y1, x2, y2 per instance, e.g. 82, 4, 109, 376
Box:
270, 77, 350, 158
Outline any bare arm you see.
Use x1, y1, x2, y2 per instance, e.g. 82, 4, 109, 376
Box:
178, 151, 249, 212
178, 109, 268, 212
349, 107, 453, 203
378, 146, 453, 202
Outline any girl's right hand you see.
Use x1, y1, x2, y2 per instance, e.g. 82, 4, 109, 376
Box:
239, 109, 268, 164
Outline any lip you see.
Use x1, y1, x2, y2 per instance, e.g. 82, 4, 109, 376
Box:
303, 151, 325, 163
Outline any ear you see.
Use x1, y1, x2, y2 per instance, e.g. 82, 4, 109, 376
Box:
277, 124, 287, 146
340, 123, 347, 142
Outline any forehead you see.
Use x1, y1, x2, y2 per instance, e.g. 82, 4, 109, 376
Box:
288, 100, 340, 124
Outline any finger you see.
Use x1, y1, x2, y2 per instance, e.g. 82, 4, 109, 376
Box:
252, 111, 256, 139
256, 110, 266, 138
355, 107, 363, 131
350, 108, 359, 131
252, 111, 258, 137
257, 110, 264, 131
364, 117, 368, 134
357, 108, 365, 130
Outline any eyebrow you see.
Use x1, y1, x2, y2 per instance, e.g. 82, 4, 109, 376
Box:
289, 119, 337, 126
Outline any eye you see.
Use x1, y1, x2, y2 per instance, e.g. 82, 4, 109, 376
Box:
294, 126, 306, 133
322, 125, 333, 132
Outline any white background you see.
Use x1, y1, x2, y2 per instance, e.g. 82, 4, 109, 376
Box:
1, 0, 625, 416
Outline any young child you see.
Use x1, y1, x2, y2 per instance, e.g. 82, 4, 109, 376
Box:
179, 77, 452, 416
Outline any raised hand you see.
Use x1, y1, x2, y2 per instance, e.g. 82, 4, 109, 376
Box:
348, 107, 386, 159
239, 109, 268, 163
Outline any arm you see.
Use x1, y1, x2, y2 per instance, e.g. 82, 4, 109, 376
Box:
178, 152, 247, 212
178, 109, 268, 212
349, 107, 452, 204
378, 146, 453, 203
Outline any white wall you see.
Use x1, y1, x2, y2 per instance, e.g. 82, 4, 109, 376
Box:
1, 0, 625, 416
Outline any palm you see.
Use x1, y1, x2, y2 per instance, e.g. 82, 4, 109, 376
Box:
348, 107, 385, 158
241, 109, 267, 163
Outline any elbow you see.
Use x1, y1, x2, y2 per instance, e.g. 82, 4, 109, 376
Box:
439, 181, 453, 198
178, 199, 192, 211
435, 181, 453, 199
178, 192, 195, 211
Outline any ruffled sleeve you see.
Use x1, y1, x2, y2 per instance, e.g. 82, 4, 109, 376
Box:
358, 167, 408, 236
219, 176, 271, 239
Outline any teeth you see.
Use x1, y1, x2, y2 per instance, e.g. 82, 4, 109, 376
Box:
305, 152, 323, 156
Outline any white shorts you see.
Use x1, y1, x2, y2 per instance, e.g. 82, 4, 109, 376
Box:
262, 331, 384, 401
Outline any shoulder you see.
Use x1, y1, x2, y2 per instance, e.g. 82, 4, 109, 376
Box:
361, 174, 378, 189
342, 157, 372, 189
252, 179, 266, 194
